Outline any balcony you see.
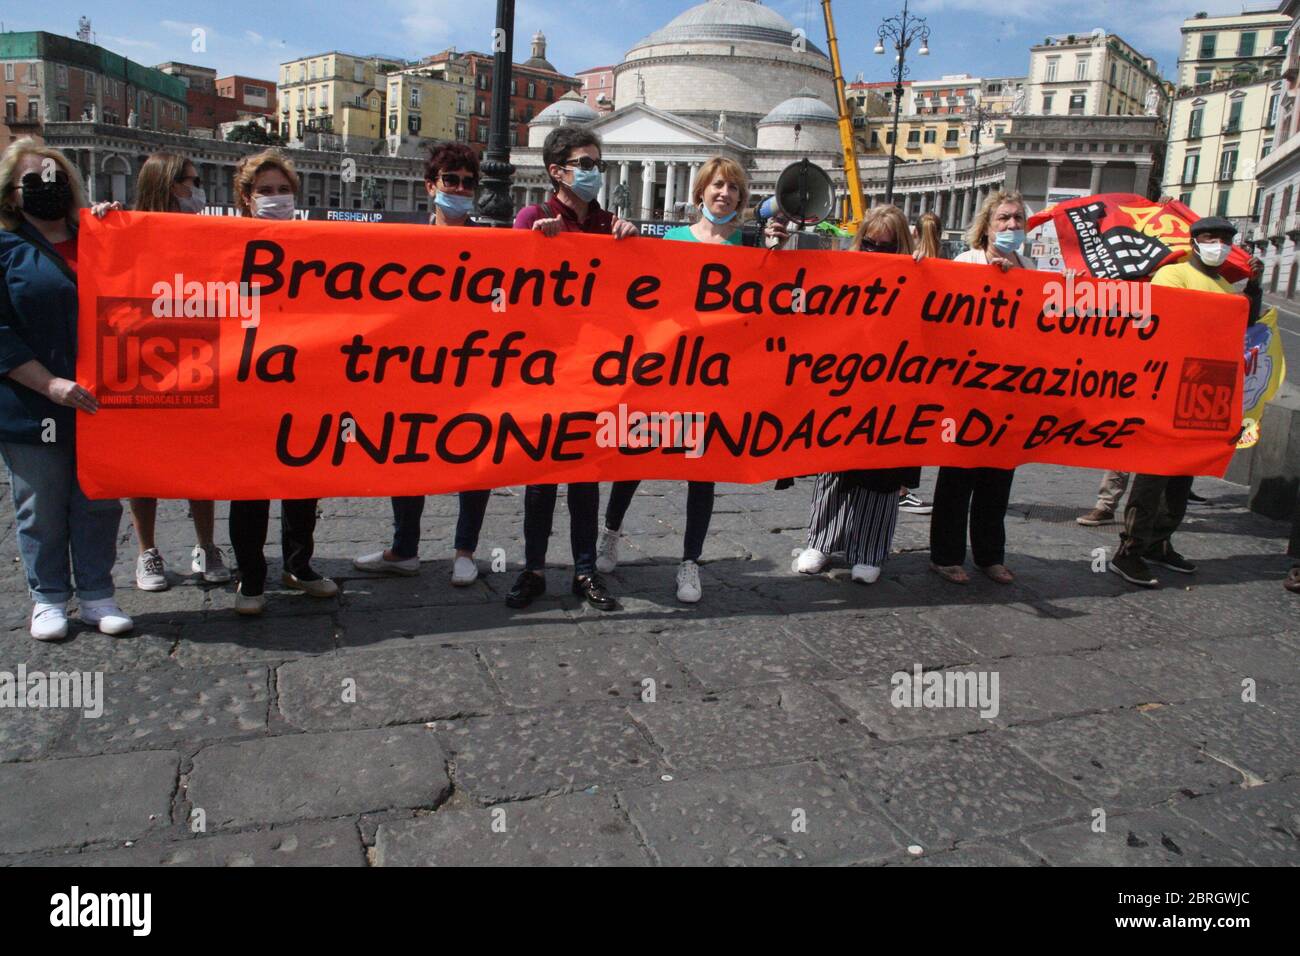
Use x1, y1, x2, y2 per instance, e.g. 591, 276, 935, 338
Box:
1287, 212, 1300, 236
1269, 216, 1286, 239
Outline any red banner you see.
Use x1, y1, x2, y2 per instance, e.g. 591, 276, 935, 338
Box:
75, 212, 1246, 499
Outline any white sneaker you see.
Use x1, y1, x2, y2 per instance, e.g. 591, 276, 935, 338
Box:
135, 548, 168, 591
451, 555, 478, 586
352, 550, 420, 576
192, 545, 232, 583
30, 602, 68, 641
79, 598, 134, 636
851, 563, 882, 584
595, 527, 622, 573
235, 582, 266, 616
795, 547, 829, 574
676, 560, 702, 603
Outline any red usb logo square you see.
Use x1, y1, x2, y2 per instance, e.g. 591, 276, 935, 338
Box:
1173, 358, 1236, 431
96, 297, 220, 409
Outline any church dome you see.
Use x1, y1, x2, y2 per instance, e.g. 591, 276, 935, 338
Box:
531, 91, 599, 126
759, 88, 838, 125
629, 0, 825, 56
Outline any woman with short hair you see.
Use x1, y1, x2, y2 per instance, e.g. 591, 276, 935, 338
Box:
125, 151, 231, 593
226, 150, 336, 615
595, 156, 749, 603
794, 204, 918, 585
929, 190, 1032, 586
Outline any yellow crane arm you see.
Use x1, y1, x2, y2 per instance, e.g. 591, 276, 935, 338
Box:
821, 0, 864, 228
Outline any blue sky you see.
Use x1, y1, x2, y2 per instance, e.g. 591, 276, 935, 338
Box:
0, 1, 1276, 84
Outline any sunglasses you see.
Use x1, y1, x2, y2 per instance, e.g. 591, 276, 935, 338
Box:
563, 157, 607, 173
438, 173, 477, 189
859, 238, 898, 254
19, 171, 69, 188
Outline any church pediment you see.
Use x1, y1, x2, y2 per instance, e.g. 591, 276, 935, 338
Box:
591, 103, 726, 146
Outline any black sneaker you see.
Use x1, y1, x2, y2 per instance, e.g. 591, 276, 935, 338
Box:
1110, 552, 1158, 587
1187, 488, 1208, 503
1144, 546, 1196, 574
505, 570, 546, 608
572, 572, 619, 611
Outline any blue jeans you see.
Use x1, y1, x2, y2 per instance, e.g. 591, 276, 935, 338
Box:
524, 483, 598, 576
605, 480, 715, 562
1, 440, 122, 603
389, 491, 491, 560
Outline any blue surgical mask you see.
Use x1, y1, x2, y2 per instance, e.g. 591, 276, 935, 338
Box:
701, 205, 738, 225
993, 228, 1025, 252
435, 191, 475, 218
567, 167, 602, 202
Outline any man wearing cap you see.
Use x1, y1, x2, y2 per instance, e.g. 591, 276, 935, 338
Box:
1110, 216, 1262, 587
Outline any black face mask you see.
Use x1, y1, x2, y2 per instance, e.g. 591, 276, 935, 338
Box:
19, 173, 72, 222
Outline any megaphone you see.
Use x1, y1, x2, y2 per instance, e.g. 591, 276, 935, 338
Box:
773, 158, 835, 227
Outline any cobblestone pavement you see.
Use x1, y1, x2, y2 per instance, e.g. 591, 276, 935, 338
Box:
1, 465, 1296, 866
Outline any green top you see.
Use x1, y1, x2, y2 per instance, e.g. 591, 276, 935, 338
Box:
664, 224, 743, 245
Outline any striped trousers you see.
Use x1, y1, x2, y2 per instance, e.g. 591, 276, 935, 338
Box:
804, 473, 900, 568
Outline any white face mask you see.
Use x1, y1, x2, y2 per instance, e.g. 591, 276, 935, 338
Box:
1193, 238, 1230, 267
176, 186, 206, 215
253, 194, 295, 220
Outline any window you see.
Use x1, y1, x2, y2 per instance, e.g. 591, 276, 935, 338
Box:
1042, 93, 1054, 112
388, 113, 398, 134
944, 128, 959, 146
1188, 106, 1203, 138
510, 128, 517, 147
924, 128, 936, 144
84, 72, 96, 92
1274, 29, 1288, 50
478, 98, 486, 116
1109, 61, 1116, 85
870, 130, 879, 146
56, 64, 68, 89
1195, 70, 1212, 85
525, 104, 533, 121
527, 81, 535, 99
1216, 189, 1231, 216
1238, 32, 1256, 57
407, 114, 420, 134
510, 80, 516, 95
298, 65, 306, 83
245, 84, 266, 98
354, 63, 364, 83
1075, 56, 1090, 80
410, 86, 420, 108
1179, 191, 1192, 207
3, 63, 12, 82
1045, 58, 1059, 82
308, 88, 316, 108
1263, 194, 1274, 224
1218, 146, 1238, 180
1182, 152, 1199, 183
1069, 93, 1086, 115
907, 129, 920, 145
3, 98, 14, 122
1226, 98, 1243, 133
1199, 33, 1216, 58
455, 120, 466, 141
1267, 92, 1280, 127
478, 124, 487, 142
57, 102, 69, 121
1262, 138, 1274, 158
27, 99, 38, 120
885, 130, 894, 144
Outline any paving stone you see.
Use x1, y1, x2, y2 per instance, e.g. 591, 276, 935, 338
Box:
787, 609, 976, 677
5, 628, 177, 674
980, 655, 1149, 726
67, 664, 269, 755
918, 602, 1110, 659
0, 704, 73, 762
374, 792, 648, 866
1142, 696, 1300, 782
478, 634, 691, 708
818, 675, 996, 742
0, 750, 178, 853
621, 761, 905, 865
277, 645, 498, 731
337, 603, 574, 651
1005, 711, 1240, 807
16, 820, 365, 866
172, 615, 338, 667
1115, 583, 1297, 640
894, 842, 1040, 866
1082, 645, 1247, 703
630, 684, 868, 773
437, 707, 663, 803
657, 624, 844, 689
187, 727, 448, 828
831, 736, 1090, 847
1168, 777, 1300, 865
1021, 808, 1252, 866
1190, 634, 1300, 688
339, 572, 500, 611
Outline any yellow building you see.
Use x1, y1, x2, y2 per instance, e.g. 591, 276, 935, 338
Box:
384, 71, 465, 157
866, 113, 977, 161
1163, 11, 1289, 220
278, 51, 404, 147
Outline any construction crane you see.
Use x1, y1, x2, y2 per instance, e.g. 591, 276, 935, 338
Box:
821, 0, 865, 230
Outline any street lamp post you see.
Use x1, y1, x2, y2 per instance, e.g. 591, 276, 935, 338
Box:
964, 96, 993, 219
874, 0, 929, 205
476, 0, 517, 226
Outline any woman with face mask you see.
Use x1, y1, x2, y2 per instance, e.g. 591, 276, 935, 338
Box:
595, 157, 749, 603
225, 150, 335, 616
0, 138, 134, 640
928, 190, 1033, 586
794, 205, 919, 586
354, 143, 491, 588
121, 152, 231, 594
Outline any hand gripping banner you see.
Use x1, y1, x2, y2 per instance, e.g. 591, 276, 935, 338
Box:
76, 212, 1246, 500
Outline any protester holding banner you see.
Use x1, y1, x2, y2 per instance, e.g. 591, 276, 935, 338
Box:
0, 138, 133, 639
119, 151, 231, 593
353, 143, 489, 587
1112, 216, 1262, 588
507, 127, 631, 611
929, 191, 1034, 585
596, 156, 749, 603
796, 205, 917, 585
226, 150, 336, 614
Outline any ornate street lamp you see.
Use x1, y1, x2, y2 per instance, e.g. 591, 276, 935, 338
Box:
964, 94, 994, 211
476, 0, 517, 226
874, 0, 929, 205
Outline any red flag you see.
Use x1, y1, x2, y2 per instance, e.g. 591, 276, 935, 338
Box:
1027, 193, 1253, 283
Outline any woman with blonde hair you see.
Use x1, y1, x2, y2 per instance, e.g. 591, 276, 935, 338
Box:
929, 190, 1032, 586
0, 138, 133, 639
794, 203, 919, 585
125, 151, 231, 593
594, 156, 748, 603
225, 149, 334, 615
914, 211, 943, 259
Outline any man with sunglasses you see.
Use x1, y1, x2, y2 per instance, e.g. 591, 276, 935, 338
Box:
508, 128, 633, 611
